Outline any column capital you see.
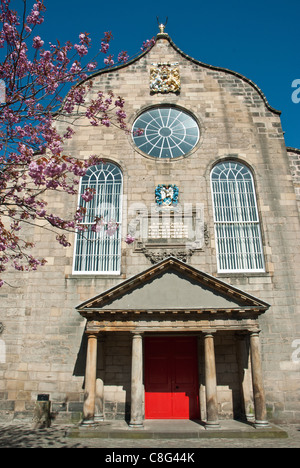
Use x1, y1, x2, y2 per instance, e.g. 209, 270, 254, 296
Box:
248, 329, 261, 337
131, 331, 144, 337
202, 330, 217, 337
86, 332, 98, 338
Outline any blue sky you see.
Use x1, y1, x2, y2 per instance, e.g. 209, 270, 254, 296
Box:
23, 0, 300, 148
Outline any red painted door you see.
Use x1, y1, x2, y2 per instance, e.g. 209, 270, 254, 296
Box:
144, 337, 199, 419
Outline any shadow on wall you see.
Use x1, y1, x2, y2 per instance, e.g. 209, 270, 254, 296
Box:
73, 331, 88, 378
73, 331, 132, 421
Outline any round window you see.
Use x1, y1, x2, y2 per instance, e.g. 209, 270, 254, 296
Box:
132, 107, 199, 159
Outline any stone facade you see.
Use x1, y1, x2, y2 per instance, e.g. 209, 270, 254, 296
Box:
0, 31, 299, 425
288, 147, 300, 213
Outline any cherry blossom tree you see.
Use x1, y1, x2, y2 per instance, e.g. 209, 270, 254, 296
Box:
0, 0, 154, 286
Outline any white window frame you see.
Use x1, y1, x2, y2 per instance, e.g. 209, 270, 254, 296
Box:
211, 161, 265, 273
72, 163, 123, 275
132, 107, 199, 159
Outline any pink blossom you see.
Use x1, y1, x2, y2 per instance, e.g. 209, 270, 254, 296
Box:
133, 128, 144, 136
115, 97, 125, 108
118, 51, 129, 63
56, 234, 71, 247
3, 22, 14, 35
101, 118, 111, 127
87, 62, 97, 71
44, 159, 67, 177
0, 1, 138, 280
104, 55, 114, 67
116, 109, 126, 120
81, 189, 95, 202
79, 33, 91, 46
125, 234, 135, 245
100, 42, 109, 54
141, 37, 156, 51
106, 221, 119, 237
70, 61, 81, 74
91, 218, 105, 233
63, 126, 75, 139
26, 1, 45, 25
74, 43, 88, 57
32, 36, 44, 49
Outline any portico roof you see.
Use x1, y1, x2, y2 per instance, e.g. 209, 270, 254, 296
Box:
76, 257, 270, 318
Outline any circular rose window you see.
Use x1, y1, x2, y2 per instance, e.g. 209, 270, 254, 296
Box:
132, 107, 199, 159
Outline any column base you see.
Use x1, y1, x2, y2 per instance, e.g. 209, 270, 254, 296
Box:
254, 420, 270, 429
205, 421, 221, 430
246, 414, 256, 423
81, 418, 97, 426
94, 415, 104, 423
129, 422, 144, 429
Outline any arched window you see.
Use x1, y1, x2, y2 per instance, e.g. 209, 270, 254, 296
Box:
73, 163, 123, 274
211, 161, 265, 272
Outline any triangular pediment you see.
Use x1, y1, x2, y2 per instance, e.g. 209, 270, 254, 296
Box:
76, 257, 269, 316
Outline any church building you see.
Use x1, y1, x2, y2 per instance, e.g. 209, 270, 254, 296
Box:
1, 25, 300, 427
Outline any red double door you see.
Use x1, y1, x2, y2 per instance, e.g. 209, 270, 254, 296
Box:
144, 337, 199, 420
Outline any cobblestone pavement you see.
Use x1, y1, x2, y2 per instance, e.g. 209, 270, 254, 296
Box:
0, 423, 299, 448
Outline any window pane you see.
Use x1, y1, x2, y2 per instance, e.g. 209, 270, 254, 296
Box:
73, 163, 122, 274
211, 162, 265, 272
132, 107, 199, 159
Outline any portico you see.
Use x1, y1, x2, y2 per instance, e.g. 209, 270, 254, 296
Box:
76, 257, 270, 429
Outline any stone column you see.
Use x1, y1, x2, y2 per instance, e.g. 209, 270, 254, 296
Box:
197, 335, 206, 422
82, 333, 98, 425
95, 336, 105, 422
249, 330, 269, 428
236, 334, 255, 422
203, 332, 220, 429
129, 332, 144, 428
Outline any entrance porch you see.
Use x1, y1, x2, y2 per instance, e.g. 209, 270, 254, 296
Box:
76, 257, 270, 430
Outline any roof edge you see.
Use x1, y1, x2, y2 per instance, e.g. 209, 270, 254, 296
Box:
55, 32, 281, 118
53, 42, 156, 118
161, 34, 281, 116
77, 41, 155, 81
287, 146, 300, 154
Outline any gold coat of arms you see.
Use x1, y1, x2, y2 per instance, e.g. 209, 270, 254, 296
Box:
150, 63, 180, 94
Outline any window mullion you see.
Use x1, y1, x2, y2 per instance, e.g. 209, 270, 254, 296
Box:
73, 164, 123, 274
211, 162, 265, 273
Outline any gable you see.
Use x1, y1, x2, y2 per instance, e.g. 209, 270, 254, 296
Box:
77, 257, 270, 314
100, 270, 246, 310
75, 32, 280, 117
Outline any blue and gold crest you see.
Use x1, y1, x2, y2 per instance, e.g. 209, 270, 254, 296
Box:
155, 184, 179, 207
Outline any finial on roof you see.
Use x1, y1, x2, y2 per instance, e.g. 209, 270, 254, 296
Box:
156, 16, 168, 36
